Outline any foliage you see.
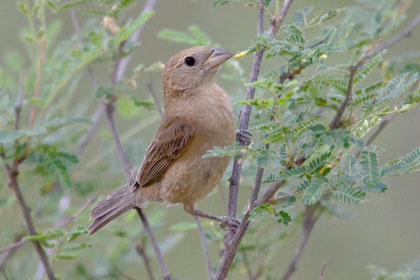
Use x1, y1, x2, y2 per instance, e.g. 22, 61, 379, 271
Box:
1, 0, 420, 279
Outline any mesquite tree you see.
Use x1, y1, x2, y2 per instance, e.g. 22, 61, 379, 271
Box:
1, 0, 420, 279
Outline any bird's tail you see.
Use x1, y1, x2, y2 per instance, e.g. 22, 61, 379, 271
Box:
89, 184, 136, 234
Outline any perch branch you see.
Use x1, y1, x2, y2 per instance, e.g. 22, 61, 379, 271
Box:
195, 216, 214, 280
136, 241, 155, 280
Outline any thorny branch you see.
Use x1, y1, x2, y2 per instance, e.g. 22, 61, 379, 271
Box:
283, 10, 420, 280
217, 1, 295, 279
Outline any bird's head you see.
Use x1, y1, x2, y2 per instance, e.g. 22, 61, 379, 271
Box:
162, 46, 232, 96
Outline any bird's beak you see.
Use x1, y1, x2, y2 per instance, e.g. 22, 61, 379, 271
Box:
204, 48, 233, 70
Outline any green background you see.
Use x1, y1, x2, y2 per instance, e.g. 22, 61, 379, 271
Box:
1, 0, 420, 279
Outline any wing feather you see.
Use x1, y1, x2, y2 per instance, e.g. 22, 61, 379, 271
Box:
136, 117, 193, 187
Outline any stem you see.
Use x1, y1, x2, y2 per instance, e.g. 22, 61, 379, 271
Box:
104, 101, 133, 184
319, 262, 327, 280
282, 206, 319, 280
195, 216, 213, 280
136, 241, 156, 280
136, 208, 171, 280
6, 169, 57, 280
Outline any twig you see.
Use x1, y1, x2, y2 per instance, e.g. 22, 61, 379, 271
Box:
0, 240, 25, 255
0, 237, 21, 271
195, 216, 213, 280
217, 1, 294, 279
330, 11, 420, 130
114, 266, 136, 280
5, 168, 57, 280
136, 241, 155, 280
136, 208, 171, 280
74, 0, 157, 154
319, 262, 327, 280
15, 73, 24, 131
53, 196, 97, 229
282, 206, 319, 280
378, 12, 420, 53
116, 0, 158, 82
147, 78, 163, 117
104, 100, 133, 184
76, 106, 104, 155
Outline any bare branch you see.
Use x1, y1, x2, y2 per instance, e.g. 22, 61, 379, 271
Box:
378, 12, 420, 53
195, 217, 213, 280
319, 262, 327, 280
116, 0, 158, 82
0, 237, 21, 271
282, 206, 319, 280
114, 266, 136, 280
217, 1, 295, 278
5, 169, 57, 280
76, 106, 104, 155
136, 208, 171, 280
15, 73, 24, 131
136, 241, 155, 280
104, 100, 134, 183
53, 196, 97, 229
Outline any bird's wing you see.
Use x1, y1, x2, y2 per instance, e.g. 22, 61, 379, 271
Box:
136, 117, 193, 187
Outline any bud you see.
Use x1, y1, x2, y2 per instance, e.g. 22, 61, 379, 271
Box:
103, 16, 121, 35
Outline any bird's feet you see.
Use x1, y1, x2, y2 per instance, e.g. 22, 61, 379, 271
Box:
236, 129, 252, 146
219, 217, 240, 233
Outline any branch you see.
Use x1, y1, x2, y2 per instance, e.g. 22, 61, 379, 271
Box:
217, 1, 295, 278
116, 0, 158, 82
330, 11, 420, 130
136, 241, 155, 280
5, 168, 57, 280
319, 262, 327, 280
0, 237, 21, 271
74, 0, 157, 154
282, 206, 319, 280
195, 216, 213, 280
136, 208, 171, 280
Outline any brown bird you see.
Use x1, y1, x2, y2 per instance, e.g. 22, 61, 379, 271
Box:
89, 46, 250, 234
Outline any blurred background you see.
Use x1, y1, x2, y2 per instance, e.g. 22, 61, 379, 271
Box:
1, 0, 420, 279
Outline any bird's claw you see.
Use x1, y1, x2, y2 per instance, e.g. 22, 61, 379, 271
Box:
219, 217, 240, 233
236, 129, 252, 146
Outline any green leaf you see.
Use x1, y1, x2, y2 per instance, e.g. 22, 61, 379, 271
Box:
114, 11, 154, 45
360, 149, 387, 192
292, 7, 313, 27
334, 185, 366, 205
276, 210, 292, 225
303, 177, 328, 205
381, 147, 420, 176
118, 98, 139, 118
158, 25, 212, 46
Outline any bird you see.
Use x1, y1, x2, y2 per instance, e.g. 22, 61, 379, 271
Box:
89, 46, 251, 234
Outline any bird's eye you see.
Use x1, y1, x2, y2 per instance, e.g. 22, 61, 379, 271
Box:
184, 56, 195, 67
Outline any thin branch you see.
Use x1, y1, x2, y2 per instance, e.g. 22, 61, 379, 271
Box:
330, 11, 420, 130
195, 216, 213, 280
5, 169, 57, 280
15, 73, 24, 131
282, 206, 319, 280
217, 1, 295, 278
378, 12, 420, 53
76, 106, 104, 155
226, 0, 266, 241
0, 237, 21, 271
136, 241, 155, 280
116, 0, 158, 82
104, 101, 133, 184
136, 208, 171, 280
319, 262, 327, 280
114, 266, 136, 280
53, 196, 97, 229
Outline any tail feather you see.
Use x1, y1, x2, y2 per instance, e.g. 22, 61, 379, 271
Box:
89, 184, 135, 234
